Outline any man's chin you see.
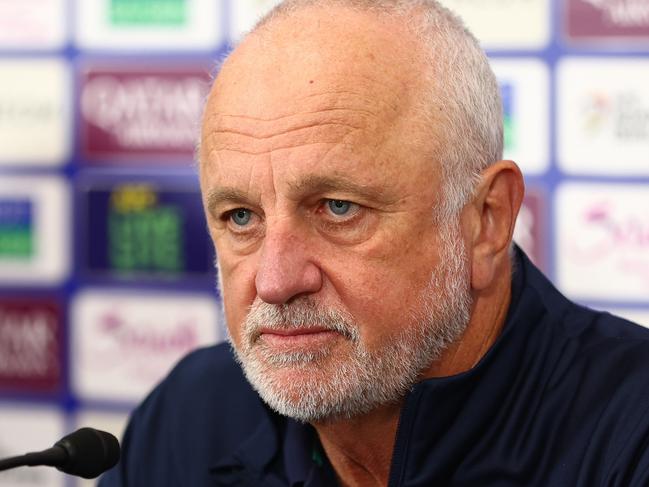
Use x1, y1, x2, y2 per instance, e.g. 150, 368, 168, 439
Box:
239, 352, 362, 420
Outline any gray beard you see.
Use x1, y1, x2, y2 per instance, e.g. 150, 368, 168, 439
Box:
228, 222, 473, 423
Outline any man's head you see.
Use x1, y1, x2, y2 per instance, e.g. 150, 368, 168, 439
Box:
199, 0, 523, 422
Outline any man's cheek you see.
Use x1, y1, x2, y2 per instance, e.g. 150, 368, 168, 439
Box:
220, 288, 246, 345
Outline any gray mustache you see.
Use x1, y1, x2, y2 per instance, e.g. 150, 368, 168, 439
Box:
243, 298, 359, 343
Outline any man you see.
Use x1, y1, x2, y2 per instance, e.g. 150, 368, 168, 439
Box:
100, 1, 649, 486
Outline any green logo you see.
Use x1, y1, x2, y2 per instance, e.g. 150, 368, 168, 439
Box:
0, 200, 33, 259
110, 0, 187, 26
0, 229, 33, 258
108, 185, 184, 275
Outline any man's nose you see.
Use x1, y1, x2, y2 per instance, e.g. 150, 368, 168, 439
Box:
254, 226, 323, 304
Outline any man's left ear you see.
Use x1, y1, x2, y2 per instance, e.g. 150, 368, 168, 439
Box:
465, 160, 524, 291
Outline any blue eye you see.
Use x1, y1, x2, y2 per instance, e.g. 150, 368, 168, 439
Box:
327, 200, 352, 216
230, 208, 252, 226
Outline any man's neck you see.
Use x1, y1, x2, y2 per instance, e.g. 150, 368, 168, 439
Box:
312, 270, 513, 487
424, 273, 512, 378
314, 402, 401, 487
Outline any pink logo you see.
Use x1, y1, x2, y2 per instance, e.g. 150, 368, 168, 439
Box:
99, 312, 198, 354
566, 0, 649, 40
82, 307, 204, 383
568, 200, 649, 285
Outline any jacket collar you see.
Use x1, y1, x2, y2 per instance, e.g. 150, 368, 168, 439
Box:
208, 413, 280, 485
208, 404, 333, 486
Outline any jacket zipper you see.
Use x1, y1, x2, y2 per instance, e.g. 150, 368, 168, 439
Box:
387, 388, 422, 487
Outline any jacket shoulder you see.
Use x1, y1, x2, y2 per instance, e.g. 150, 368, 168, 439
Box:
100, 343, 267, 486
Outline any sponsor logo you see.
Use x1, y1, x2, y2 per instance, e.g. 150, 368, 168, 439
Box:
0, 0, 66, 49
108, 184, 184, 273
80, 66, 210, 161
567, 200, 649, 262
75, 0, 222, 50
0, 176, 70, 284
514, 190, 546, 271
557, 184, 649, 300
557, 58, 649, 175
567, 0, 649, 40
581, 91, 649, 139
0, 300, 61, 393
0, 59, 69, 166
0, 200, 33, 259
583, 0, 649, 26
110, 0, 186, 26
82, 181, 213, 280
71, 291, 221, 402
491, 59, 550, 175
581, 91, 612, 133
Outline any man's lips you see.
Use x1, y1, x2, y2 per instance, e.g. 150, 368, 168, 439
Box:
257, 327, 340, 348
260, 326, 331, 336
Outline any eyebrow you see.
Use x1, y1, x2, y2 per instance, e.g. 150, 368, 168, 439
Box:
286, 174, 396, 204
205, 174, 397, 214
205, 188, 252, 214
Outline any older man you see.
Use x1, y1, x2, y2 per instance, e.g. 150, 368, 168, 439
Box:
100, 1, 649, 486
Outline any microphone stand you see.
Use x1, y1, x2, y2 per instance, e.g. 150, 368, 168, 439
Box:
0, 446, 67, 471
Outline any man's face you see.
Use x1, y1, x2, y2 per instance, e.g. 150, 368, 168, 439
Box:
200, 8, 473, 421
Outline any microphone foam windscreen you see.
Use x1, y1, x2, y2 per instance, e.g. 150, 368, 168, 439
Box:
55, 427, 120, 479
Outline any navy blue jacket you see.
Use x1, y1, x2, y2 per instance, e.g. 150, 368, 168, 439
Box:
99, 251, 649, 486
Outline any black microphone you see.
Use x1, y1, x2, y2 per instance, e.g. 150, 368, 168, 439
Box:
0, 427, 120, 479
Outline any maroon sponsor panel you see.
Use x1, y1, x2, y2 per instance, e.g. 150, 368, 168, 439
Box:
566, 0, 649, 41
79, 64, 212, 163
0, 299, 62, 393
514, 190, 547, 272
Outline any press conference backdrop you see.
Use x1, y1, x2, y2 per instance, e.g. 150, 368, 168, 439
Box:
0, 0, 648, 485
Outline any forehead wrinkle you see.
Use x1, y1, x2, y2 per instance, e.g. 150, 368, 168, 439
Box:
204, 87, 397, 136
205, 129, 357, 156
210, 101, 378, 123
211, 119, 363, 141
206, 102, 373, 136
203, 107, 369, 157
202, 98, 405, 161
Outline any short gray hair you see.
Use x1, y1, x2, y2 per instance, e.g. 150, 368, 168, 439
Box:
252, 0, 503, 221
